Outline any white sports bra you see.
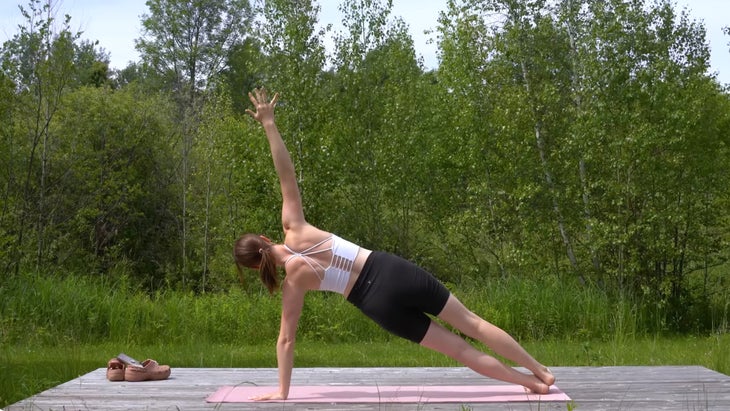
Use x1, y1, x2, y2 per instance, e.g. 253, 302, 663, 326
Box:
283, 235, 360, 294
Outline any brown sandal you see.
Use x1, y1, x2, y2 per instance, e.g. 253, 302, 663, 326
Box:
124, 359, 171, 382
106, 358, 125, 381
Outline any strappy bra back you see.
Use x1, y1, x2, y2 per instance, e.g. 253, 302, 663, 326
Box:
283, 235, 360, 294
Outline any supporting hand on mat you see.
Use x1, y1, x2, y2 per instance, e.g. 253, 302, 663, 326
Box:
250, 390, 286, 401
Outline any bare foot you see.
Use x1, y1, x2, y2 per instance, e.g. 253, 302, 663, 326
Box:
534, 366, 555, 386
523, 375, 550, 395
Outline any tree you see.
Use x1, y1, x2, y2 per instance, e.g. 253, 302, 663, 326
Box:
435, 0, 514, 278
434, 0, 730, 313
72, 40, 112, 88
135, 0, 254, 279
136, 0, 253, 102
0, 68, 16, 275
222, 37, 267, 114
326, 0, 428, 253
253, 0, 328, 228
436, 0, 581, 277
51, 86, 179, 283
0, 0, 81, 275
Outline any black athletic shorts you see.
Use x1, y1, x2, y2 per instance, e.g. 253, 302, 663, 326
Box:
346, 251, 451, 343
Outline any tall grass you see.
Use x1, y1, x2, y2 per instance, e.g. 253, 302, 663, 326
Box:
1, 274, 281, 346
1, 271, 727, 347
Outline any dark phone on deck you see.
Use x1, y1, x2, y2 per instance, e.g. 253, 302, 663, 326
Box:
117, 353, 144, 368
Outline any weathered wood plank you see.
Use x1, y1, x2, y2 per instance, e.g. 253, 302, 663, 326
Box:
6, 366, 730, 410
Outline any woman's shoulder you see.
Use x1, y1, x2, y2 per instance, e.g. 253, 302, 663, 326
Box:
284, 224, 332, 248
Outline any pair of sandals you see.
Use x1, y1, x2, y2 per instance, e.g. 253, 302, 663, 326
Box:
106, 353, 171, 382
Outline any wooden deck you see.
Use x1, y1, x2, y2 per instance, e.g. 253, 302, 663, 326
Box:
6, 366, 730, 410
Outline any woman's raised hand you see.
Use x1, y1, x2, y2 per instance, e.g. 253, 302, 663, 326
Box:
246, 87, 279, 124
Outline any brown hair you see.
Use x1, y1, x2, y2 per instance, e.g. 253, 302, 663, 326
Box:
233, 234, 279, 294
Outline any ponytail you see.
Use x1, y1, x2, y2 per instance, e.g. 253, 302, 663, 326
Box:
233, 234, 280, 294
258, 245, 278, 294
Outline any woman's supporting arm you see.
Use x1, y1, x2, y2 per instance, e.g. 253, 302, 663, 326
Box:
249, 277, 305, 401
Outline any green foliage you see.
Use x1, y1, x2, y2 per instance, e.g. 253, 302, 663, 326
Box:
136, 0, 253, 94
433, 0, 730, 322
0, 0, 86, 276
0, 0, 728, 335
51, 85, 179, 281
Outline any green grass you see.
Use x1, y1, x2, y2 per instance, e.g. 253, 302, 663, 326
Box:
2, 334, 729, 408
4, 271, 727, 348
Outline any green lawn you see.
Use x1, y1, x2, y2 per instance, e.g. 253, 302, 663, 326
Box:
2, 334, 728, 408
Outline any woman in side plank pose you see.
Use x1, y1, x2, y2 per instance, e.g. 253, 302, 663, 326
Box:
234, 88, 555, 401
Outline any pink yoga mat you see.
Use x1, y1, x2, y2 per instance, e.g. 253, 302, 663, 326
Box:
206, 384, 571, 403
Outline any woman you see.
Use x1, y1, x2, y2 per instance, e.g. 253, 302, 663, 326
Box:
234, 88, 555, 401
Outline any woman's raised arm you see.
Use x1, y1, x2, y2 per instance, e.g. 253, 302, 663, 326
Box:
246, 88, 306, 232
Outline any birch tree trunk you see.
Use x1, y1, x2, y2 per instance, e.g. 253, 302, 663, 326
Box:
507, 3, 579, 271
564, 0, 600, 272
